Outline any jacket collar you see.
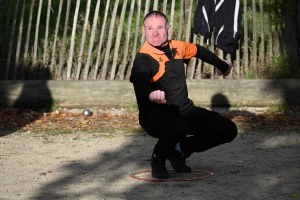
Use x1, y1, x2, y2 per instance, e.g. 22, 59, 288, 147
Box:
140, 40, 175, 55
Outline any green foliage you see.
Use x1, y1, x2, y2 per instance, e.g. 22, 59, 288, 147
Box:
245, 68, 255, 79
45, 100, 59, 113
269, 56, 300, 79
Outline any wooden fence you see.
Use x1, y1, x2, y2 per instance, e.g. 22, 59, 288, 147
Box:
0, 0, 284, 80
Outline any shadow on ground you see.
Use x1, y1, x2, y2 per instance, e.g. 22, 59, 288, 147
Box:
29, 92, 300, 199
0, 68, 53, 136
27, 130, 300, 200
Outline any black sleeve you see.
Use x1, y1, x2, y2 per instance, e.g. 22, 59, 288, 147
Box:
130, 53, 153, 82
195, 44, 229, 73
132, 72, 153, 99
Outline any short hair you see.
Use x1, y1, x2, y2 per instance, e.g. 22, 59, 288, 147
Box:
143, 11, 169, 26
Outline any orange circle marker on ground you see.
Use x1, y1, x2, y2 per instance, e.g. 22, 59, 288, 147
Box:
130, 169, 214, 182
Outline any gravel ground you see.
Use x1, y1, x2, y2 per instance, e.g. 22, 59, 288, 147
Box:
1, 107, 300, 200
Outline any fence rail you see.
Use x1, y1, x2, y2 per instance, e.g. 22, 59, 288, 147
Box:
0, 0, 284, 80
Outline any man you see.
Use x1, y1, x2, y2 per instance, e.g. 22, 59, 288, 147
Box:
130, 11, 237, 179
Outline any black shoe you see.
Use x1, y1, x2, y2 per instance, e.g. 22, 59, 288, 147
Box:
150, 155, 169, 179
167, 149, 191, 173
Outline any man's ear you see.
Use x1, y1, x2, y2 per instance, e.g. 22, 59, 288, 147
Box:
167, 25, 171, 36
142, 26, 146, 36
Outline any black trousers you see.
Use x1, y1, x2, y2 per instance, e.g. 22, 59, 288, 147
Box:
142, 107, 238, 159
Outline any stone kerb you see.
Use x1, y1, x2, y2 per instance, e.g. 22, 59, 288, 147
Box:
0, 79, 300, 108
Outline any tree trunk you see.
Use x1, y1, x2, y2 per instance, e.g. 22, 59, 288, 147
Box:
197, 35, 204, 79
50, 0, 63, 73
43, 0, 51, 66
22, 0, 35, 79
120, 0, 135, 80
127, 0, 141, 79
283, 0, 300, 72
297, 1, 300, 36
190, 34, 197, 79
101, 0, 119, 80
252, 0, 257, 75
94, 0, 110, 80
260, 0, 265, 65
274, 0, 280, 57
84, 0, 101, 80
140, 0, 150, 45
162, 0, 167, 14
0, 0, 3, 18
184, 0, 191, 23
67, 0, 81, 80
153, 0, 158, 10
267, 0, 273, 61
32, 0, 43, 70
169, 0, 175, 39
177, 0, 184, 40
185, 0, 193, 78
110, 0, 127, 80
185, 0, 193, 42
5, 0, 20, 80
0, 0, 4, 52
1, 0, 12, 61
210, 36, 214, 79
218, 49, 224, 79
75, 0, 91, 80
58, 0, 71, 80
14, 0, 26, 80
243, 0, 249, 77
236, 48, 241, 78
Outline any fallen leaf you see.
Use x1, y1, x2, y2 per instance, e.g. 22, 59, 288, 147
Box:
290, 193, 297, 198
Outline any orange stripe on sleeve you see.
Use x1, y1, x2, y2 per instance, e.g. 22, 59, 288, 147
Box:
169, 40, 197, 59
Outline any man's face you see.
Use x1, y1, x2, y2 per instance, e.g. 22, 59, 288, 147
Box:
142, 15, 170, 47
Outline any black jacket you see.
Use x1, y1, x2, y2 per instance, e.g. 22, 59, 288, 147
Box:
193, 0, 215, 39
194, 0, 242, 54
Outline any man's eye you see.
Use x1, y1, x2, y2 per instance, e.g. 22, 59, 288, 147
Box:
147, 27, 153, 30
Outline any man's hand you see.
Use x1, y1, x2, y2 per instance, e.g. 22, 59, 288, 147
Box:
216, 60, 232, 76
149, 90, 167, 104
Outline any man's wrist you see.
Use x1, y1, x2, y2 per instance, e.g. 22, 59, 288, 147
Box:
217, 60, 232, 76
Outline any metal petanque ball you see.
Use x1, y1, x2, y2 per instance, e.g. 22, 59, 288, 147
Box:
82, 109, 92, 116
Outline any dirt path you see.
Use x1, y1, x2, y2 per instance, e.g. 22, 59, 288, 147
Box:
1, 129, 300, 200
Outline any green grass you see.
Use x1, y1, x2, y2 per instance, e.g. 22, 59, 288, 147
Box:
245, 69, 255, 79
126, 102, 138, 112
230, 103, 239, 109
45, 100, 59, 112
267, 104, 291, 113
